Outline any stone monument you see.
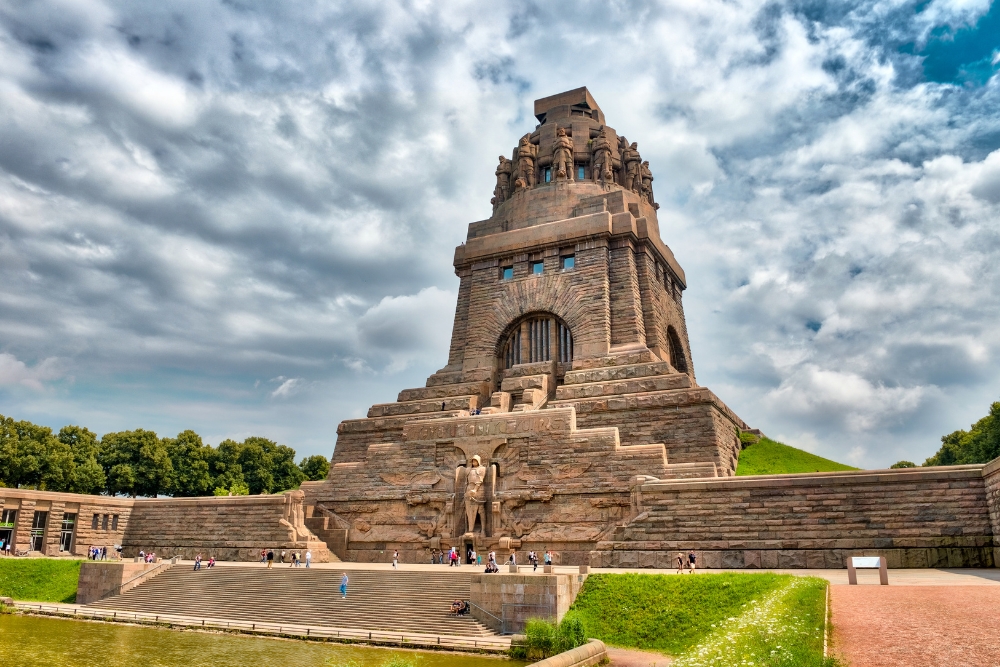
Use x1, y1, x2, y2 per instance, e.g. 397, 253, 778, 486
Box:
301, 87, 750, 564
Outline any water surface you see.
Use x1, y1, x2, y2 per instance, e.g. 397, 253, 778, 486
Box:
2, 614, 524, 667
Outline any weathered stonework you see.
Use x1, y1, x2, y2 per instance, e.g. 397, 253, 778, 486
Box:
592, 466, 996, 569
304, 88, 750, 564
0, 488, 329, 563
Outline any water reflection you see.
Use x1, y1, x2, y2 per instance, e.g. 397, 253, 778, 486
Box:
3, 615, 525, 667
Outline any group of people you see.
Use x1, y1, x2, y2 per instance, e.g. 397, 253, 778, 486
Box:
676, 550, 698, 574
260, 548, 312, 568
137, 550, 156, 563
0, 539, 12, 555
449, 599, 470, 615
192, 554, 215, 570
88, 545, 108, 560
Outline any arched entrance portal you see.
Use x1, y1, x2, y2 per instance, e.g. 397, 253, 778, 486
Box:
499, 314, 573, 369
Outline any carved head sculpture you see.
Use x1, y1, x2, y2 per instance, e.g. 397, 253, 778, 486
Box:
520, 136, 530, 147
556, 127, 567, 137
470, 454, 481, 468
631, 142, 638, 150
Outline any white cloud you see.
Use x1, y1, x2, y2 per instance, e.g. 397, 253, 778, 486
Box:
0, 353, 62, 390
0, 0, 998, 467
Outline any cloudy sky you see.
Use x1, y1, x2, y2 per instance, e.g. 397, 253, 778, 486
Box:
1, 0, 998, 468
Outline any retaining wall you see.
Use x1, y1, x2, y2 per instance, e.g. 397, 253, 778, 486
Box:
593, 465, 995, 568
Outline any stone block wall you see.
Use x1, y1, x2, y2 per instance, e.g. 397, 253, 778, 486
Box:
983, 457, 1000, 564
122, 493, 330, 562
552, 387, 745, 476
76, 561, 170, 604
470, 571, 587, 633
593, 465, 996, 568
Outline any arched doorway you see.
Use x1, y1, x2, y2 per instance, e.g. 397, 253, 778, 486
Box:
499, 313, 573, 369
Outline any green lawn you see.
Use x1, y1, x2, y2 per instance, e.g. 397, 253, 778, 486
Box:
0, 559, 82, 603
736, 437, 858, 476
569, 573, 836, 666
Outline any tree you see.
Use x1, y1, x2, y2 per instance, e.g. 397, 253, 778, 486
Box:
890, 461, 916, 469
59, 425, 106, 494
164, 430, 213, 497
925, 401, 1000, 466
99, 429, 173, 497
299, 454, 329, 481
209, 439, 246, 494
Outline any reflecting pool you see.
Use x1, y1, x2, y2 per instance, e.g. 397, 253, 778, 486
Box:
2, 614, 525, 667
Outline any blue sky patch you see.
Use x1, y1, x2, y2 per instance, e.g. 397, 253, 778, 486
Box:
908, 0, 1000, 85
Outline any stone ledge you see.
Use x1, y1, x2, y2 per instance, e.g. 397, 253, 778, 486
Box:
638, 466, 986, 493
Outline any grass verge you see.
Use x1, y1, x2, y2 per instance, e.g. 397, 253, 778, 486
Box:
736, 437, 858, 476
570, 573, 838, 666
0, 558, 81, 603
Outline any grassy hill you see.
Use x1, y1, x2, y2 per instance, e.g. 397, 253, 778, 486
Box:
736, 436, 858, 476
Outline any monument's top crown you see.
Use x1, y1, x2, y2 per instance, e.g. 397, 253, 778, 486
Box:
533, 87, 604, 125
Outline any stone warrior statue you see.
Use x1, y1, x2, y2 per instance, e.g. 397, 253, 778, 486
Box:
551, 127, 574, 180
516, 135, 537, 188
621, 140, 641, 193
464, 455, 487, 534
640, 160, 657, 208
492, 155, 513, 213
591, 128, 615, 185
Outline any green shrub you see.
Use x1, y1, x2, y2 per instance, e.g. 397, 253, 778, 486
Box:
739, 431, 760, 446
524, 618, 556, 659
890, 460, 916, 469
555, 613, 586, 653
519, 614, 587, 660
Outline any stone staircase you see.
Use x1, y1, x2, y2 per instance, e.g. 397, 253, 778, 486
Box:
85, 567, 496, 637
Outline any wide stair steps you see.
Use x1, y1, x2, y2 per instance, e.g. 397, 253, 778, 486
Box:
86, 567, 495, 637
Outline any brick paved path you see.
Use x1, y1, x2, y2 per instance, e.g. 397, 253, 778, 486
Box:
831, 585, 1000, 666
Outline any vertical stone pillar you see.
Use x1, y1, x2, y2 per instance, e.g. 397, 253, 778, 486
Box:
45, 502, 65, 556
447, 271, 472, 367
608, 239, 646, 348
14, 499, 34, 551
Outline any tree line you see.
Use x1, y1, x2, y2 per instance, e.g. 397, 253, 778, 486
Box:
891, 399, 1000, 468
0, 413, 330, 497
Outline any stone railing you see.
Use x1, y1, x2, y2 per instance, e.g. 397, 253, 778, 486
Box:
527, 639, 607, 667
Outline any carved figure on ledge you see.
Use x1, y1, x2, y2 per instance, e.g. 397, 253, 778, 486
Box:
622, 141, 641, 193
492, 155, 513, 212
592, 128, 615, 185
516, 135, 537, 188
551, 127, 574, 180
640, 160, 657, 208
464, 455, 487, 534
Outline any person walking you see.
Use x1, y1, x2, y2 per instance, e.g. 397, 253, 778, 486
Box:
688, 550, 697, 574
340, 572, 349, 599
260, 549, 266, 563
266, 549, 274, 568
305, 550, 311, 568
676, 552, 685, 574
392, 550, 398, 569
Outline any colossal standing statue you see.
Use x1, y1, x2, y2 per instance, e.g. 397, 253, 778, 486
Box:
640, 160, 656, 207
464, 455, 487, 534
551, 127, 574, 180
591, 128, 615, 185
492, 156, 513, 212
622, 141, 642, 193
516, 135, 538, 188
